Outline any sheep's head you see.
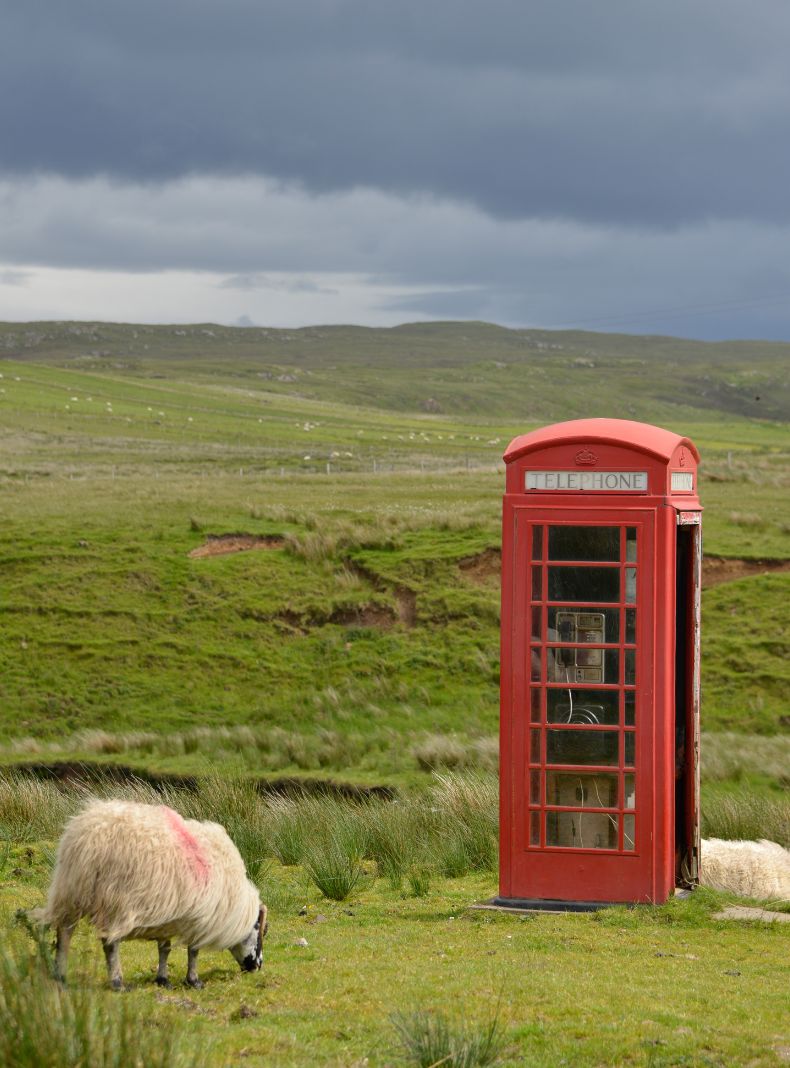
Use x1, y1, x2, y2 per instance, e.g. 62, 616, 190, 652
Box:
230, 906, 267, 972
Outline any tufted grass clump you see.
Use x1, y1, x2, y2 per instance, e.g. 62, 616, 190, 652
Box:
302, 834, 366, 901
300, 796, 368, 900
391, 1007, 504, 1068
701, 788, 790, 848
267, 796, 310, 867
362, 797, 436, 889
0, 774, 75, 841
430, 772, 498, 876
0, 939, 210, 1068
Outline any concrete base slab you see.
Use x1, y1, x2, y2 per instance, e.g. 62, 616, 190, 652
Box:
469, 902, 573, 916
713, 906, 790, 923
470, 897, 619, 915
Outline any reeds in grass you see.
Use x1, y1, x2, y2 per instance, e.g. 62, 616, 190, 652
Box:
390, 1007, 504, 1068
0, 722, 502, 777
701, 732, 790, 786
0, 939, 211, 1068
299, 796, 367, 901
701, 789, 790, 848
411, 734, 499, 773
430, 772, 498, 876
362, 798, 426, 889
302, 835, 365, 901
0, 774, 75, 841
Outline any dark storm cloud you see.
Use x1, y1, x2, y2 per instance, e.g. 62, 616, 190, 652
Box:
3, 0, 790, 226
4, 174, 790, 339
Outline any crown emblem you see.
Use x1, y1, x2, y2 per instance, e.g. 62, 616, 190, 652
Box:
575, 448, 598, 466
679, 449, 687, 467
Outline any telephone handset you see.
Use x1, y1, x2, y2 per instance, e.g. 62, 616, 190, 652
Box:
552, 611, 605, 683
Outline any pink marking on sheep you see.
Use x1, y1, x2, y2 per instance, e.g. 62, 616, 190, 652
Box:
164, 807, 211, 884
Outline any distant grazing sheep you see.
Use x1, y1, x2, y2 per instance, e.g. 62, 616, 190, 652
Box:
36, 799, 267, 989
700, 838, 790, 901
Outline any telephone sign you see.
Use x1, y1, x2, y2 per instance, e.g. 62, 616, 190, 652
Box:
526, 471, 648, 492
498, 419, 702, 909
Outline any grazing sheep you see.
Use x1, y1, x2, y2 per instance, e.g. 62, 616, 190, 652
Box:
36, 799, 267, 990
700, 838, 790, 901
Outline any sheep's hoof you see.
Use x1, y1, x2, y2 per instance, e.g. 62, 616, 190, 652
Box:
155, 976, 172, 989
110, 978, 124, 992
185, 977, 204, 990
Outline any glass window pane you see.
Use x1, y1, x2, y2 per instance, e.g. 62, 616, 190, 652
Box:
531, 606, 542, 640
625, 691, 635, 726
546, 729, 619, 766
625, 649, 636, 685
623, 814, 636, 851
530, 770, 540, 804
531, 526, 543, 561
530, 688, 541, 723
530, 811, 540, 846
548, 566, 620, 603
547, 811, 617, 849
530, 729, 541, 764
531, 566, 542, 600
546, 772, 618, 808
624, 774, 636, 809
548, 526, 620, 561
625, 568, 637, 603
626, 528, 637, 562
547, 688, 619, 726
625, 733, 636, 766
625, 608, 636, 644
548, 606, 620, 643
530, 647, 542, 681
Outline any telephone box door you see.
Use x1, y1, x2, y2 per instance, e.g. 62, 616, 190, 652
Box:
503, 509, 656, 903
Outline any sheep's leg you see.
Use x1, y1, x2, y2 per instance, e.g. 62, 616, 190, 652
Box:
102, 938, 123, 991
156, 940, 172, 988
185, 945, 203, 989
54, 923, 76, 985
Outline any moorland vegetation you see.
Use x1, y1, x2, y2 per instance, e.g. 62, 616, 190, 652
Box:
0, 320, 788, 1065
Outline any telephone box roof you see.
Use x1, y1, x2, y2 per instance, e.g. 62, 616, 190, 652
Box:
503, 418, 700, 465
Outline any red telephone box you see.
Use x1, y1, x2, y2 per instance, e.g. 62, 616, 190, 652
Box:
498, 419, 702, 909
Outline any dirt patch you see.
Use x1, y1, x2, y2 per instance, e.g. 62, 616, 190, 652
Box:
459, 547, 501, 585
273, 603, 397, 631
189, 534, 285, 559
330, 604, 397, 628
396, 587, 417, 625
342, 558, 417, 627
702, 557, 790, 588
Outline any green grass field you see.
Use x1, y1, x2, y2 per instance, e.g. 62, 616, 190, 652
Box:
1, 321, 789, 774
1, 774, 788, 1068
4, 863, 789, 1068
0, 320, 787, 1064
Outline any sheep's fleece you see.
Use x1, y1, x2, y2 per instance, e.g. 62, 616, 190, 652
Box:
701, 837, 790, 901
39, 799, 261, 949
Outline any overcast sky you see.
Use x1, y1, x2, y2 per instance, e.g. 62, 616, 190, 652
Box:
2, 0, 790, 338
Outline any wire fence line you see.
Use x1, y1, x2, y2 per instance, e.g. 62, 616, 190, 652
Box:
1, 456, 508, 484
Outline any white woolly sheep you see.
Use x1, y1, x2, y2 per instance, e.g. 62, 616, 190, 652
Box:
700, 837, 790, 901
36, 799, 268, 990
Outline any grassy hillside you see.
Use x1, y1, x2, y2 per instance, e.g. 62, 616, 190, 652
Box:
2, 319, 789, 422
1, 321, 788, 779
